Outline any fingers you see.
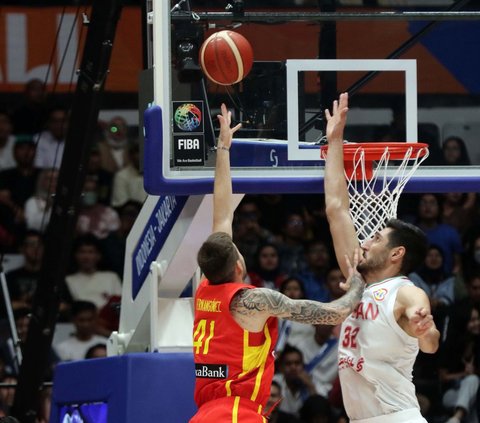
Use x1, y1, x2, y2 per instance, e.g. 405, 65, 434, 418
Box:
344, 253, 352, 271
231, 123, 242, 134
352, 248, 359, 267
345, 248, 360, 270
325, 92, 349, 120
415, 307, 429, 317
339, 92, 349, 107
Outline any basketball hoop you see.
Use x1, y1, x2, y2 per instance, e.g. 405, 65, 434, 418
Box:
321, 142, 429, 242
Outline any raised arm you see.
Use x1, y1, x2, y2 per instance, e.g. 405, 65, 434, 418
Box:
230, 250, 365, 332
324, 92, 361, 277
212, 104, 242, 235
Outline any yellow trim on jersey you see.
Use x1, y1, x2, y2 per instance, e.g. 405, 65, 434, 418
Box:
232, 396, 240, 423
226, 379, 233, 396
241, 325, 272, 401
203, 320, 215, 354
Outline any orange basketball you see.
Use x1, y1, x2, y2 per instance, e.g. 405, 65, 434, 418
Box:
199, 30, 253, 86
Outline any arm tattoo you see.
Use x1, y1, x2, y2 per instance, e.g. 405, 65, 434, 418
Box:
231, 275, 364, 325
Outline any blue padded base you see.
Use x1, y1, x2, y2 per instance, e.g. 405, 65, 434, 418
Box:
50, 352, 197, 423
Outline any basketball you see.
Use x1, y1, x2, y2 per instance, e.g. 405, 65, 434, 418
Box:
199, 30, 253, 86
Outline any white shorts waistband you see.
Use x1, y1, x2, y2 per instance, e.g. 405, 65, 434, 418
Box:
350, 408, 427, 423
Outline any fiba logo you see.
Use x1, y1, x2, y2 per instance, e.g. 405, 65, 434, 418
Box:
174, 103, 202, 132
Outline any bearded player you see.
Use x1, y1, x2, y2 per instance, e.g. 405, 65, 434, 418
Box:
324, 92, 440, 423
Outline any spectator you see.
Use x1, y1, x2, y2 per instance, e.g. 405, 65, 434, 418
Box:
439, 304, 480, 423
233, 197, 275, 270
265, 381, 301, 423
0, 308, 40, 376
65, 235, 122, 310
11, 78, 48, 136
54, 301, 107, 362
278, 211, 308, 274
297, 324, 339, 399
453, 273, 480, 316
325, 266, 346, 301
85, 343, 107, 359
34, 106, 68, 169
442, 192, 478, 238
0, 111, 15, 171
0, 135, 40, 218
0, 376, 17, 415
86, 147, 113, 205
409, 245, 455, 317
410, 245, 456, 413
24, 168, 58, 232
111, 142, 146, 207
442, 136, 471, 166
101, 200, 141, 278
247, 243, 287, 289
463, 234, 480, 281
273, 345, 317, 418
5, 231, 44, 310
76, 175, 120, 239
98, 116, 130, 173
416, 193, 463, 276
300, 394, 335, 423
276, 277, 315, 353
297, 240, 331, 301
255, 194, 288, 234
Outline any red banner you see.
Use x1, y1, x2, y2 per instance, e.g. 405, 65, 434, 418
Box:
0, 6, 467, 94
0, 6, 142, 93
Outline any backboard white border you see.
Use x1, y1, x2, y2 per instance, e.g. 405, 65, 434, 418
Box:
152, 0, 173, 178
286, 59, 418, 161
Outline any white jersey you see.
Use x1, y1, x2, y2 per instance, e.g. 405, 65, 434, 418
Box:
338, 276, 425, 422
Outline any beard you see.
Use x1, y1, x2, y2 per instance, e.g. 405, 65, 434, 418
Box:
357, 249, 389, 275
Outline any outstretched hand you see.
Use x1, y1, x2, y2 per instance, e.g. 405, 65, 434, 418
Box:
217, 103, 242, 150
408, 307, 435, 338
325, 92, 349, 144
340, 248, 364, 292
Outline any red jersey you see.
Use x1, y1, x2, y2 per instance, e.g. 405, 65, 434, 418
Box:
193, 279, 278, 413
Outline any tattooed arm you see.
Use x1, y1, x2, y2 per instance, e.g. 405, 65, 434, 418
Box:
230, 249, 365, 332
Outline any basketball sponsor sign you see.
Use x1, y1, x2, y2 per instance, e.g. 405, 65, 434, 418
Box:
195, 364, 228, 379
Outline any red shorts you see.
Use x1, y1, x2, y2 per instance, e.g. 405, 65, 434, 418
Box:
190, 396, 267, 423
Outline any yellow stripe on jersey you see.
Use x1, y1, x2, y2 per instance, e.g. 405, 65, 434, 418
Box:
242, 325, 272, 401
203, 320, 215, 354
232, 396, 240, 423
226, 379, 232, 396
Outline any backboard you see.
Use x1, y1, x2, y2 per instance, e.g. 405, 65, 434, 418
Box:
143, 0, 480, 195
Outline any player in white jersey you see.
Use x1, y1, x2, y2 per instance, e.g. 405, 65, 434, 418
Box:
323, 93, 441, 423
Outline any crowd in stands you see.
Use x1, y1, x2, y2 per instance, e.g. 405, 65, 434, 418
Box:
0, 78, 146, 419
0, 78, 480, 422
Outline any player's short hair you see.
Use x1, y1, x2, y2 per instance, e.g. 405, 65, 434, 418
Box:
385, 218, 428, 275
197, 232, 239, 285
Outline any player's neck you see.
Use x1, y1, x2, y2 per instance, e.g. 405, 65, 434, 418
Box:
364, 267, 401, 285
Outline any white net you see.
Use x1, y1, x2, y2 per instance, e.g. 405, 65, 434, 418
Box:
340, 143, 429, 243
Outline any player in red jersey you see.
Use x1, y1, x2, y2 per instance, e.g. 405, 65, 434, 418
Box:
190, 104, 366, 423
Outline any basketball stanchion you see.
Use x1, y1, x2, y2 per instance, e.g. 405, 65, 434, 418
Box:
321, 142, 429, 243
